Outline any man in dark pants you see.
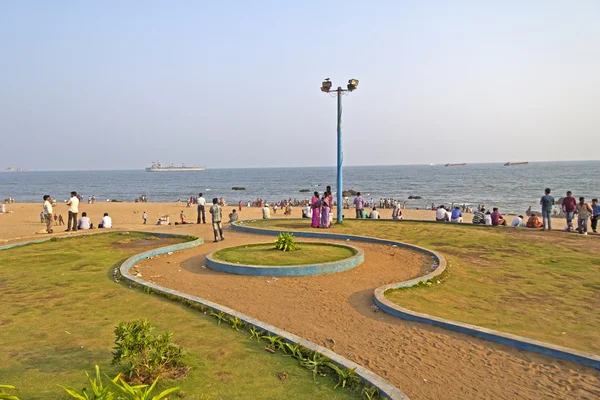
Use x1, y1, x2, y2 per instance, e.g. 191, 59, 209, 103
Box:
66, 191, 79, 232
197, 192, 206, 224
209, 197, 224, 242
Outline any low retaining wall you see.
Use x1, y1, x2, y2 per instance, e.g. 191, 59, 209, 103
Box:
118, 233, 408, 399
206, 242, 364, 276
233, 219, 600, 371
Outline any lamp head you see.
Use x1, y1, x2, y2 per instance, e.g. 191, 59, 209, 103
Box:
347, 78, 359, 92
321, 80, 332, 93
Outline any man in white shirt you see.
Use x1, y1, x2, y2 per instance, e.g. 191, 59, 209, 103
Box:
262, 204, 271, 219
78, 212, 92, 230
43, 194, 54, 233
435, 205, 449, 222
99, 213, 112, 228
197, 192, 207, 224
511, 215, 524, 227
369, 206, 381, 219
66, 191, 80, 231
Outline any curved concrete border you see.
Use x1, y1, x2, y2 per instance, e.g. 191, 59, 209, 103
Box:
233, 219, 600, 371
206, 242, 364, 276
117, 234, 409, 399
1, 231, 409, 399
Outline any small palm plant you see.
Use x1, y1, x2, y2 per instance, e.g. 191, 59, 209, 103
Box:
274, 233, 298, 252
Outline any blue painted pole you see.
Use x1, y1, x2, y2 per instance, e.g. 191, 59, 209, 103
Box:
337, 87, 343, 223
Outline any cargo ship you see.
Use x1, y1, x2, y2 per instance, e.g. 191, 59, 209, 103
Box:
145, 161, 205, 172
504, 161, 529, 167
445, 163, 467, 167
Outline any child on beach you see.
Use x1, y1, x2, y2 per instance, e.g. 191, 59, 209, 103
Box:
592, 199, 600, 233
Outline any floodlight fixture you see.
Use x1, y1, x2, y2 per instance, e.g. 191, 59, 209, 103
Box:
321, 79, 332, 93
347, 79, 359, 92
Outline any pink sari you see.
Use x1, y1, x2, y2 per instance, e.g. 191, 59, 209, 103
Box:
321, 196, 331, 228
311, 196, 321, 228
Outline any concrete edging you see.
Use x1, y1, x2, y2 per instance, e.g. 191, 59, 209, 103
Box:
232, 219, 600, 371
206, 242, 364, 276
118, 233, 409, 399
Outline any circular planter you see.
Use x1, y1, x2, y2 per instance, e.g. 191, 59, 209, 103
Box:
206, 242, 364, 276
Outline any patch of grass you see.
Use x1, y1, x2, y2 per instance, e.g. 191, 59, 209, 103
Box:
213, 243, 357, 266
0, 232, 357, 399
244, 219, 600, 354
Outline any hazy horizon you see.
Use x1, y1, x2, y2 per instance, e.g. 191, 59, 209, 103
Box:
2, 1, 599, 170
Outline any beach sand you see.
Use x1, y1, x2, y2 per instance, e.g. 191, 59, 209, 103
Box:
0, 202, 571, 243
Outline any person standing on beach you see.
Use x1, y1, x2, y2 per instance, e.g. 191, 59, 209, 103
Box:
142, 211, 147, 224
591, 199, 600, 233
43, 195, 53, 233
66, 191, 79, 232
575, 197, 593, 235
209, 197, 224, 242
311, 191, 321, 228
197, 193, 206, 224
561, 191, 577, 231
353, 192, 364, 218
180, 210, 186, 224
540, 188, 555, 230
321, 192, 331, 228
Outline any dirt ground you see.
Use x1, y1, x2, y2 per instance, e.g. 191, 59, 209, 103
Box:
136, 227, 600, 400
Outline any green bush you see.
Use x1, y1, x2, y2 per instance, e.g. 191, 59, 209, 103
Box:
61, 365, 179, 400
274, 232, 298, 252
112, 319, 186, 383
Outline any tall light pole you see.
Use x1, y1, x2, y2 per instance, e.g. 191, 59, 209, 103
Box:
321, 78, 359, 223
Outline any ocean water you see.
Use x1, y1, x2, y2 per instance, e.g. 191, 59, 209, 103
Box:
1, 161, 598, 214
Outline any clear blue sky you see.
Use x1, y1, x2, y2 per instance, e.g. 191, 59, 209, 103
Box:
1, 1, 598, 170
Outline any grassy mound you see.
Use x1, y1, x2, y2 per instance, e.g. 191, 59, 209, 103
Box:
213, 242, 357, 266
242, 219, 600, 354
0, 232, 357, 399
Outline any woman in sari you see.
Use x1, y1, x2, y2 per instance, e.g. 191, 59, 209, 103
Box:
321, 191, 331, 228
311, 191, 321, 228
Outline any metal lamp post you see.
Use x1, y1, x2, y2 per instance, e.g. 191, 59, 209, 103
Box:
321, 78, 359, 223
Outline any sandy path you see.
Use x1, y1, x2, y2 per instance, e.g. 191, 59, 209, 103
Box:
136, 227, 600, 400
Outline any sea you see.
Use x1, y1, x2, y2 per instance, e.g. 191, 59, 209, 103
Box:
1, 161, 598, 215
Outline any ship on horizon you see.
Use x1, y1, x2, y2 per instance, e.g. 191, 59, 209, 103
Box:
4, 167, 31, 172
504, 161, 529, 167
145, 161, 205, 172
445, 163, 467, 167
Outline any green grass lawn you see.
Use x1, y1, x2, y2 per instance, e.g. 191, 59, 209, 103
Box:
242, 219, 600, 354
0, 232, 358, 399
213, 243, 356, 266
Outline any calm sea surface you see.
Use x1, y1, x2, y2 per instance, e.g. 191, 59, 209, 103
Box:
1, 162, 598, 214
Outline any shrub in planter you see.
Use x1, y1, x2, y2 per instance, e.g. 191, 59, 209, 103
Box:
274, 233, 298, 252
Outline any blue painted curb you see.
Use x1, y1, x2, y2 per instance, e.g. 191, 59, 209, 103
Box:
233, 219, 600, 371
206, 242, 364, 276
117, 233, 408, 399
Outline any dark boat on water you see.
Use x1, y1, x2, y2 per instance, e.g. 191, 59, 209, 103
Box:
445, 163, 467, 167
504, 161, 529, 166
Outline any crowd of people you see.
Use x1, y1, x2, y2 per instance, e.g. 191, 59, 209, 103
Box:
431, 188, 599, 235
41, 191, 112, 234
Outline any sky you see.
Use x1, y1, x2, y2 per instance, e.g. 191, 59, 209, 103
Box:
1, 1, 599, 170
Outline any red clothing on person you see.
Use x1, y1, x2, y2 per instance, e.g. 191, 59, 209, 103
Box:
562, 197, 576, 213
491, 211, 503, 226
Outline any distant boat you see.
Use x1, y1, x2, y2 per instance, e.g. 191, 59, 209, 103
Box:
145, 161, 205, 172
504, 161, 529, 167
445, 163, 467, 167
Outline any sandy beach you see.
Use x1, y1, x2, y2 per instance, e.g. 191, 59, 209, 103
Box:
0, 201, 572, 243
